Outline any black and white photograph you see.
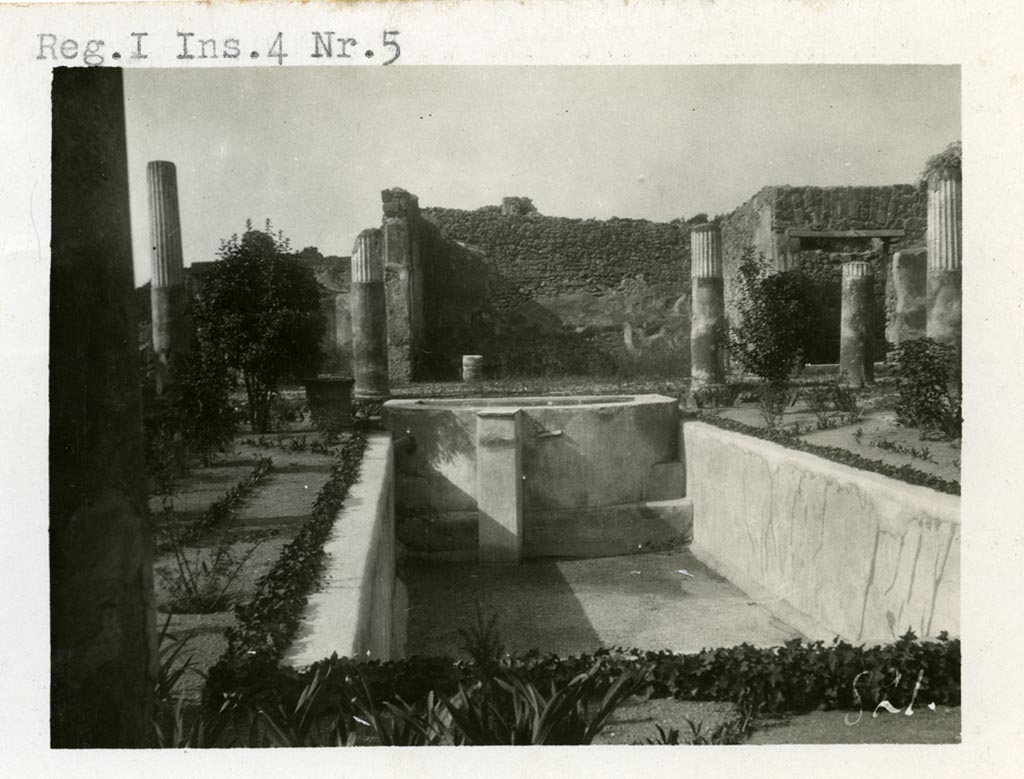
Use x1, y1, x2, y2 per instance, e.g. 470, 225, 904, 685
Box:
2, 1, 1022, 775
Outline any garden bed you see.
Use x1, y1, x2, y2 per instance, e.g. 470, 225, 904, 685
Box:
151, 435, 345, 702
710, 383, 960, 485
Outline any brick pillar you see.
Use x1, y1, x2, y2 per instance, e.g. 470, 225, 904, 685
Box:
689, 223, 726, 386
50, 67, 156, 747
840, 260, 874, 386
476, 410, 523, 563
926, 166, 962, 352
890, 248, 927, 346
382, 188, 423, 383
146, 160, 191, 394
351, 228, 390, 401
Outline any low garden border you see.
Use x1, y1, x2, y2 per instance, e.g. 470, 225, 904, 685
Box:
683, 420, 959, 643
202, 630, 959, 722
205, 430, 368, 705
691, 412, 960, 495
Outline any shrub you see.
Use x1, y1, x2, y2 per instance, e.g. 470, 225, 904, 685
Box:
891, 338, 961, 439
193, 630, 958, 748
142, 340, 238, 484
757, 382, 792, 429
728, 248, 815, 386
691, 383, 739, 411
804, 380, 862, 430
169, 344, 239, 461
194, 222, 326, 433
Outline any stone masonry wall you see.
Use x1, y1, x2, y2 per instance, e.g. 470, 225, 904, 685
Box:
417, 203, 691, 379
720, 185, 926, 362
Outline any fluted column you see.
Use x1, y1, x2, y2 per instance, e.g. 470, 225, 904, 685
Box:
689, 223, 726, 386
840, 261, 874, 385
926, 167, 962, 351
351, 228, 390, 400
146, 160, 190, 394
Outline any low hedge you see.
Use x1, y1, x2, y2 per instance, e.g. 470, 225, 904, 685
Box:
155, 454, 273, 552
691, 413, 960, 495
206, 630, 959, 719
205, 431, 368, 707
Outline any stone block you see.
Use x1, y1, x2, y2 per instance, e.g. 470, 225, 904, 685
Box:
476, 409, 523, 562
644, 461, 686, 502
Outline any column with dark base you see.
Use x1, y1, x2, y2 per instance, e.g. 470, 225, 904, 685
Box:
351, 228, 390, 406
840, 260, 874, 386
689, 223, 726, 386
147, 160, 191, 394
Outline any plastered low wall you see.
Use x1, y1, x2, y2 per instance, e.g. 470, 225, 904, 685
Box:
284, 432, 398, 666
683, 422, 959, 643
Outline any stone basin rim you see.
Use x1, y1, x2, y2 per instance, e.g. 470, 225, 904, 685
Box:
383, 393, 677, 410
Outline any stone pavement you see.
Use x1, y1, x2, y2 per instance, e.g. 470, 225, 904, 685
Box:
401, 548, 802, 658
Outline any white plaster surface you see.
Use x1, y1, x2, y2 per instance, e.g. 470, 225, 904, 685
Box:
284, 433, 396, 666
684, 422, 959, 642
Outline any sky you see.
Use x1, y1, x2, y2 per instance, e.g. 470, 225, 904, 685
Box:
123, 65, 960, 285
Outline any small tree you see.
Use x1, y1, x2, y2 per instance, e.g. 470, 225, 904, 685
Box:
728, 247, 815, 385
194, 222, 326, 433
891, 337, 962, 439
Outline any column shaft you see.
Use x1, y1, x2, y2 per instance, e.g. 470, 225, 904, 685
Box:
50, 68, 156, 748
147, 160, 190, 394
689, 224, 726, 385
351, 228, 390, 400
926, 169, 962, 350
840, 261, 874, 385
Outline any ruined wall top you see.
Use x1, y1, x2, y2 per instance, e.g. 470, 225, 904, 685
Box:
382, 188, 420, 219
500, 196, 539, 217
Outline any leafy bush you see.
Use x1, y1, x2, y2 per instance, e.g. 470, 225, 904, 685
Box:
920, 141, 962, 182
195, 629, 958, 748
874, 438, 937, 464
691, 383, 740, 411
170, 345, 239, 460
728, 248, 815, 385
143, 342, 238, 487
440, 661, 645, 745
194, 222, 326, 433
891, 338, 961, 438
804, 380, 863, 430
757, 382, 793, 429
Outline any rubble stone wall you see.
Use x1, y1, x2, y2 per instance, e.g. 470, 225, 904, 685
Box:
417, 203, 691, 379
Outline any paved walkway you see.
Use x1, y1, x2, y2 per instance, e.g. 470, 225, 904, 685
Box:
152, 436, 340, 702
401, 548, 802, 658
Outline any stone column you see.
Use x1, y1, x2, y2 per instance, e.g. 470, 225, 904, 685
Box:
926, 166, 962, 351
146, 160, 191, 394
840, 260, 874, 385
50, 68, 156, 747
476, 409, 523, 563
689, 224, 726, 386
351, 228, 390, 401
889, 248, 927, 346
382, 188, 423, 383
